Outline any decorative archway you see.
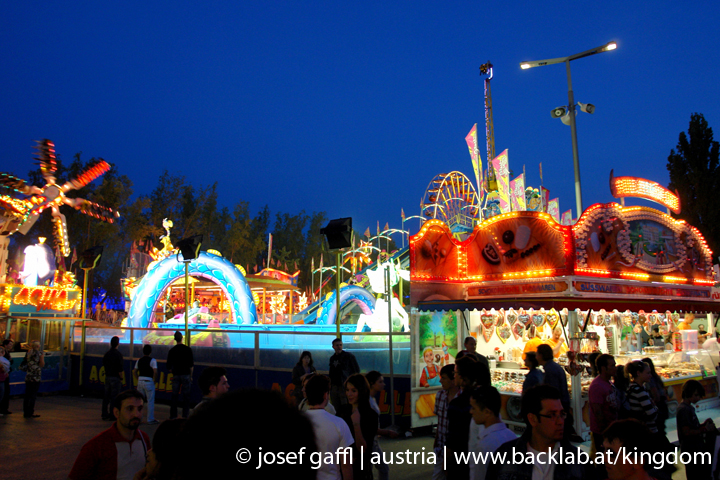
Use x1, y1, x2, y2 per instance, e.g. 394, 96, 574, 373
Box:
315, 285, 376, 325
128, 251, 257, 328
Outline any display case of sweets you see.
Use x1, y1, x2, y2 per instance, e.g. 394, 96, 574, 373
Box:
615, 350, 716, 382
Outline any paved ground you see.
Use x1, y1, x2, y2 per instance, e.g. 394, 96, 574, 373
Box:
2, 392, 718, 480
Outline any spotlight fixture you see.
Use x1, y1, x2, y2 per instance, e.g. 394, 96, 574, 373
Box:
320, 218, 353, 250
177, 235, 203, 261
578, 102, 595, 114
551, 106, 567, 118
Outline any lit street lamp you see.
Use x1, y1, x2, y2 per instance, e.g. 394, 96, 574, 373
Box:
520, 41, 617, 218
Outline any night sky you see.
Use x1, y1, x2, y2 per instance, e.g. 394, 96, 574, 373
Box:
2, 2, 718, 243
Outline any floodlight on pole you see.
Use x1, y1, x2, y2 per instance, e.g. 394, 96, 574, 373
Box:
78, 245, 103, 387
177, 234, 203, 343
320, 218, 353, 338
520, 41, 617, 219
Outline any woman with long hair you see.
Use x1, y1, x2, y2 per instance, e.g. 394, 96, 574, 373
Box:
338, 373, 378, 480
642, 357, 669, 436
625, 360, 659, 434
291, 351, 316, 405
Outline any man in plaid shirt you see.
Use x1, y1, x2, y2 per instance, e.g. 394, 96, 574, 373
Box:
433, 364, 460, 480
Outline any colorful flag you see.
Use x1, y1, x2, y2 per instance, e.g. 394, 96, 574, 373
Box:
364, 227, 370, 238
548, 198, 560, 222
540, 186, 550, 212
71, 248, 77, 266
401, 208, 405, 221
384, 222, 389, 231
311, 257, 315, 272
267, 233, 273, 269
491, 149, 511, 213
377, 221, 380, 236
319, 253, 323, 270
509, 174, 527, 211
465, 124, 483, 202
539, 163, 543, 185
561, 210, 573, 225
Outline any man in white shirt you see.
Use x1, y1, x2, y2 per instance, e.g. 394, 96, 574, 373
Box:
702, 332, 720, 351
469, 385, 517, 480
304, 374, 354, 480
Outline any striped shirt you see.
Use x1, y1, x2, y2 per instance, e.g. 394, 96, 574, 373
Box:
627, 382, 658, 433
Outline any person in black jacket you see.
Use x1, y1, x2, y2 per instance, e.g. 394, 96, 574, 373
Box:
167, 331, 194, 419
101, 336, 123, 420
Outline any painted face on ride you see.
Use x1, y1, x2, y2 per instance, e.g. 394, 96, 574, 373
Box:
423, 349, 434, 365
345, 383, 359, 405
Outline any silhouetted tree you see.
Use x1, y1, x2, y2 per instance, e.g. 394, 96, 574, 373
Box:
667, 113, 720, 256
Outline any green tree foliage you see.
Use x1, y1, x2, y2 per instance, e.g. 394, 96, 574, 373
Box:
667, 113, 720, 255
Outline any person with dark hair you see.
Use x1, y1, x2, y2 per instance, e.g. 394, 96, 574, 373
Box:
1, 338, 14, 415
642, 357, 668, 436
469, 386, 517, 480
587, 352, 601, 377
649, 326, 665, 348
625, 361, 658, 434
456, 336, 490, 371
169, 389, 319, 480
338, 373, 378, 480
102, 336, 123, 421
676, 379, 715, 479
613, 364, 631, 419
602, 419, 662, 480
133, 418, 186, 480
433, 364, 458, 480
486, 384, 586, 480
522, 351, 543, 395
329, 338, 360, 409
298, 373, 336, 414
167, 331, 194, 419
133, 344, 158, 425
366, 371, 396, 480
304, 375, 354, 480
446, 356, 479, 480
537, 343, 581, 442
69, 390, 150, 480
588, 354, 617, 468
292, 351, 316, 406
193, 366, 229, 414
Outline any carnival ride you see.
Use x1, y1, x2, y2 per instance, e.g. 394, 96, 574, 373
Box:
420, 171, 479, 238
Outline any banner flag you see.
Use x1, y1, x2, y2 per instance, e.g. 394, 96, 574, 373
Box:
509, 173, 526, 211
466, 124, 483, 202
364, 227, 370, 238
548, 198, 560, 222
491, 149, 511, 213
267, 233, 273, 269
540, 186, 550, 212
561, 210, 573, 225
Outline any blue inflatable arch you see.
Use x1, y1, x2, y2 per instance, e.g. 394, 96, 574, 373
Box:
128, 251, 257, 328
316, 285, 376, 325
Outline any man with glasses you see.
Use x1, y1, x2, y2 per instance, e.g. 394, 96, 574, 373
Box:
486, 384, 586, 480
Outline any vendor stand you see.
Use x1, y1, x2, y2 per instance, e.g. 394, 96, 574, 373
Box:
408, 197, 720, 437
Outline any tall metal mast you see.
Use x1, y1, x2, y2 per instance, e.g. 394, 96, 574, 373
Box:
480, 62, 497, 191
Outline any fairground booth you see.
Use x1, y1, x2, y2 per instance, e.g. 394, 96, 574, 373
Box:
408, 177, 720, 436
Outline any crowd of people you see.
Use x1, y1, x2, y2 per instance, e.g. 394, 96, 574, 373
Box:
4, 330, 718, 480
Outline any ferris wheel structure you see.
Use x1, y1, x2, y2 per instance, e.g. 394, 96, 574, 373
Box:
420, 171, 480, 236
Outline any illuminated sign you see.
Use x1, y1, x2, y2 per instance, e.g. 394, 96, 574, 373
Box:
609, 169, 681, 214
467, 281, 569, 298
573, 281, 709, 299
1, 285, 80, 314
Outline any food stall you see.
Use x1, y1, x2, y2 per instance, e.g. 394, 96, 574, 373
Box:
408, 197, 720, 436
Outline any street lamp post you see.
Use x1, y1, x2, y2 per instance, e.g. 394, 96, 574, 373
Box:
520, 41, 617, 218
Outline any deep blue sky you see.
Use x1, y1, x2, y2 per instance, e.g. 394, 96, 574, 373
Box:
2, 2, 718, 242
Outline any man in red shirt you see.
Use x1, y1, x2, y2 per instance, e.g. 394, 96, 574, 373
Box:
69, 390, 150, 480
